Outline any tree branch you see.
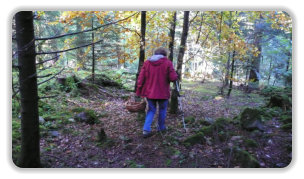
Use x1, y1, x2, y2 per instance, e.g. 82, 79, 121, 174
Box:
36, 55, 60, 65
37, 68, 65, 86
35, 12, 139, 41
39, 95, 58, 99
36, 39, 108, 55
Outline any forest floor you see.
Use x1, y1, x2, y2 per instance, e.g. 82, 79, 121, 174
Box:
38, 80, 292, 168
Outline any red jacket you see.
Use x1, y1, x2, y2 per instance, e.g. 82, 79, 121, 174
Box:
136, 57, 178, 99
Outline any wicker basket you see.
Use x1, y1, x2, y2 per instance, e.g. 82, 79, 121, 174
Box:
125, 98, 146, 112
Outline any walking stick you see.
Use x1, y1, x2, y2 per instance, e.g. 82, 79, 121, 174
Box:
175, 80, 187, 132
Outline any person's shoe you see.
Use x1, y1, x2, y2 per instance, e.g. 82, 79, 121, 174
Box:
143, 131, 153, 138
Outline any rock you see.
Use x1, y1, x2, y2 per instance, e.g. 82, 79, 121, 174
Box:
225, 147, 260, 168
240, 108, 264, 131
231, 136, 242, 141
205, 117, 215, 124
74, 110, 98, 124
183, 132, 205, 146
68, 118, 75, 122
48, 130, 59, 137
267, 94, 291, 110
39, 116, 45, 124
267, 139, 273, 145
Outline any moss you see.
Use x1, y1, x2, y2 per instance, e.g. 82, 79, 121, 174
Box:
218, 130, 229, 142
214, 117, 230, 131
183, 132, 205, 146
185, 116, 195, 124
12, 120, 21, 144
201, 125, 213, 136
244, 138, 258, 148
267, 94, 291, 110
239, 108, 264, 131
71, 107, 86, 113
74, 109, 100, 125
226, 147, 260, 168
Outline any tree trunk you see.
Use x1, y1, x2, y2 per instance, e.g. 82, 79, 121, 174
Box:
76, 21, 84, 66
227, 48, 236, 98
224, 52, 231, 87
168, 11, 178, 114
248, 16, 263, 89
134, 11, 146, 92
176, 11, 190, 81
170, 11, 189, 114
267, 57, 273, 85
168, 12, 177, 62
15, 11, 40, 167
91, 18, 95, 83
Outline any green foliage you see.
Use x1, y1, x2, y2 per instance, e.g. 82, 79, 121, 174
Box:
12, 120, 21, 144
12, 99, 20, 118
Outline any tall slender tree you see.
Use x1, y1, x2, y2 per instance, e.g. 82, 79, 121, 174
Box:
176, 11, 190, 81
168, 11, 178, 114
168, 12, 177, 61
15, 11, 40, 167
135, 11, 146, 92
170, 11, 189, 114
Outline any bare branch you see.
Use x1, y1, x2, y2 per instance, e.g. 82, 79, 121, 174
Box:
116, 24, 141, 37
36, 39, 108, 55
37, 68, 65, 86
39, 95, 58, 99
37, 73, 53, 78
36, 55, 60, 65
35, 12, 139, 41
189, 11, 200, 26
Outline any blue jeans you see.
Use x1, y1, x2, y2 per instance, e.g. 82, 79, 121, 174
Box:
143, 99, 168, 132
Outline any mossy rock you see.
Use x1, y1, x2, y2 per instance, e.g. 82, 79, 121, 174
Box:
87, 74, 123, 88
244, 138, 258, 148
240, 108, 264, 131
185, 116, 195, 124
75, 109, 99, 124
225, 147, 260, 168
214, 118, 231, 131
183, 132, 205, 147
200, 125, 213, 136
267, 94, 291, 110
218, 130, 229, 142
233, 147, 260, 168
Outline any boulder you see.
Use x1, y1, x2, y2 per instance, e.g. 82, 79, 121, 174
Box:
225, 147, 260, 168
240, 108, 264, 131
75, 110, 98, 124
48, 130, 59, 137
183, 132, 205, 146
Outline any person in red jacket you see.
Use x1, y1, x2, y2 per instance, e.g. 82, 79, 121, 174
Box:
136, 47, 178, 138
